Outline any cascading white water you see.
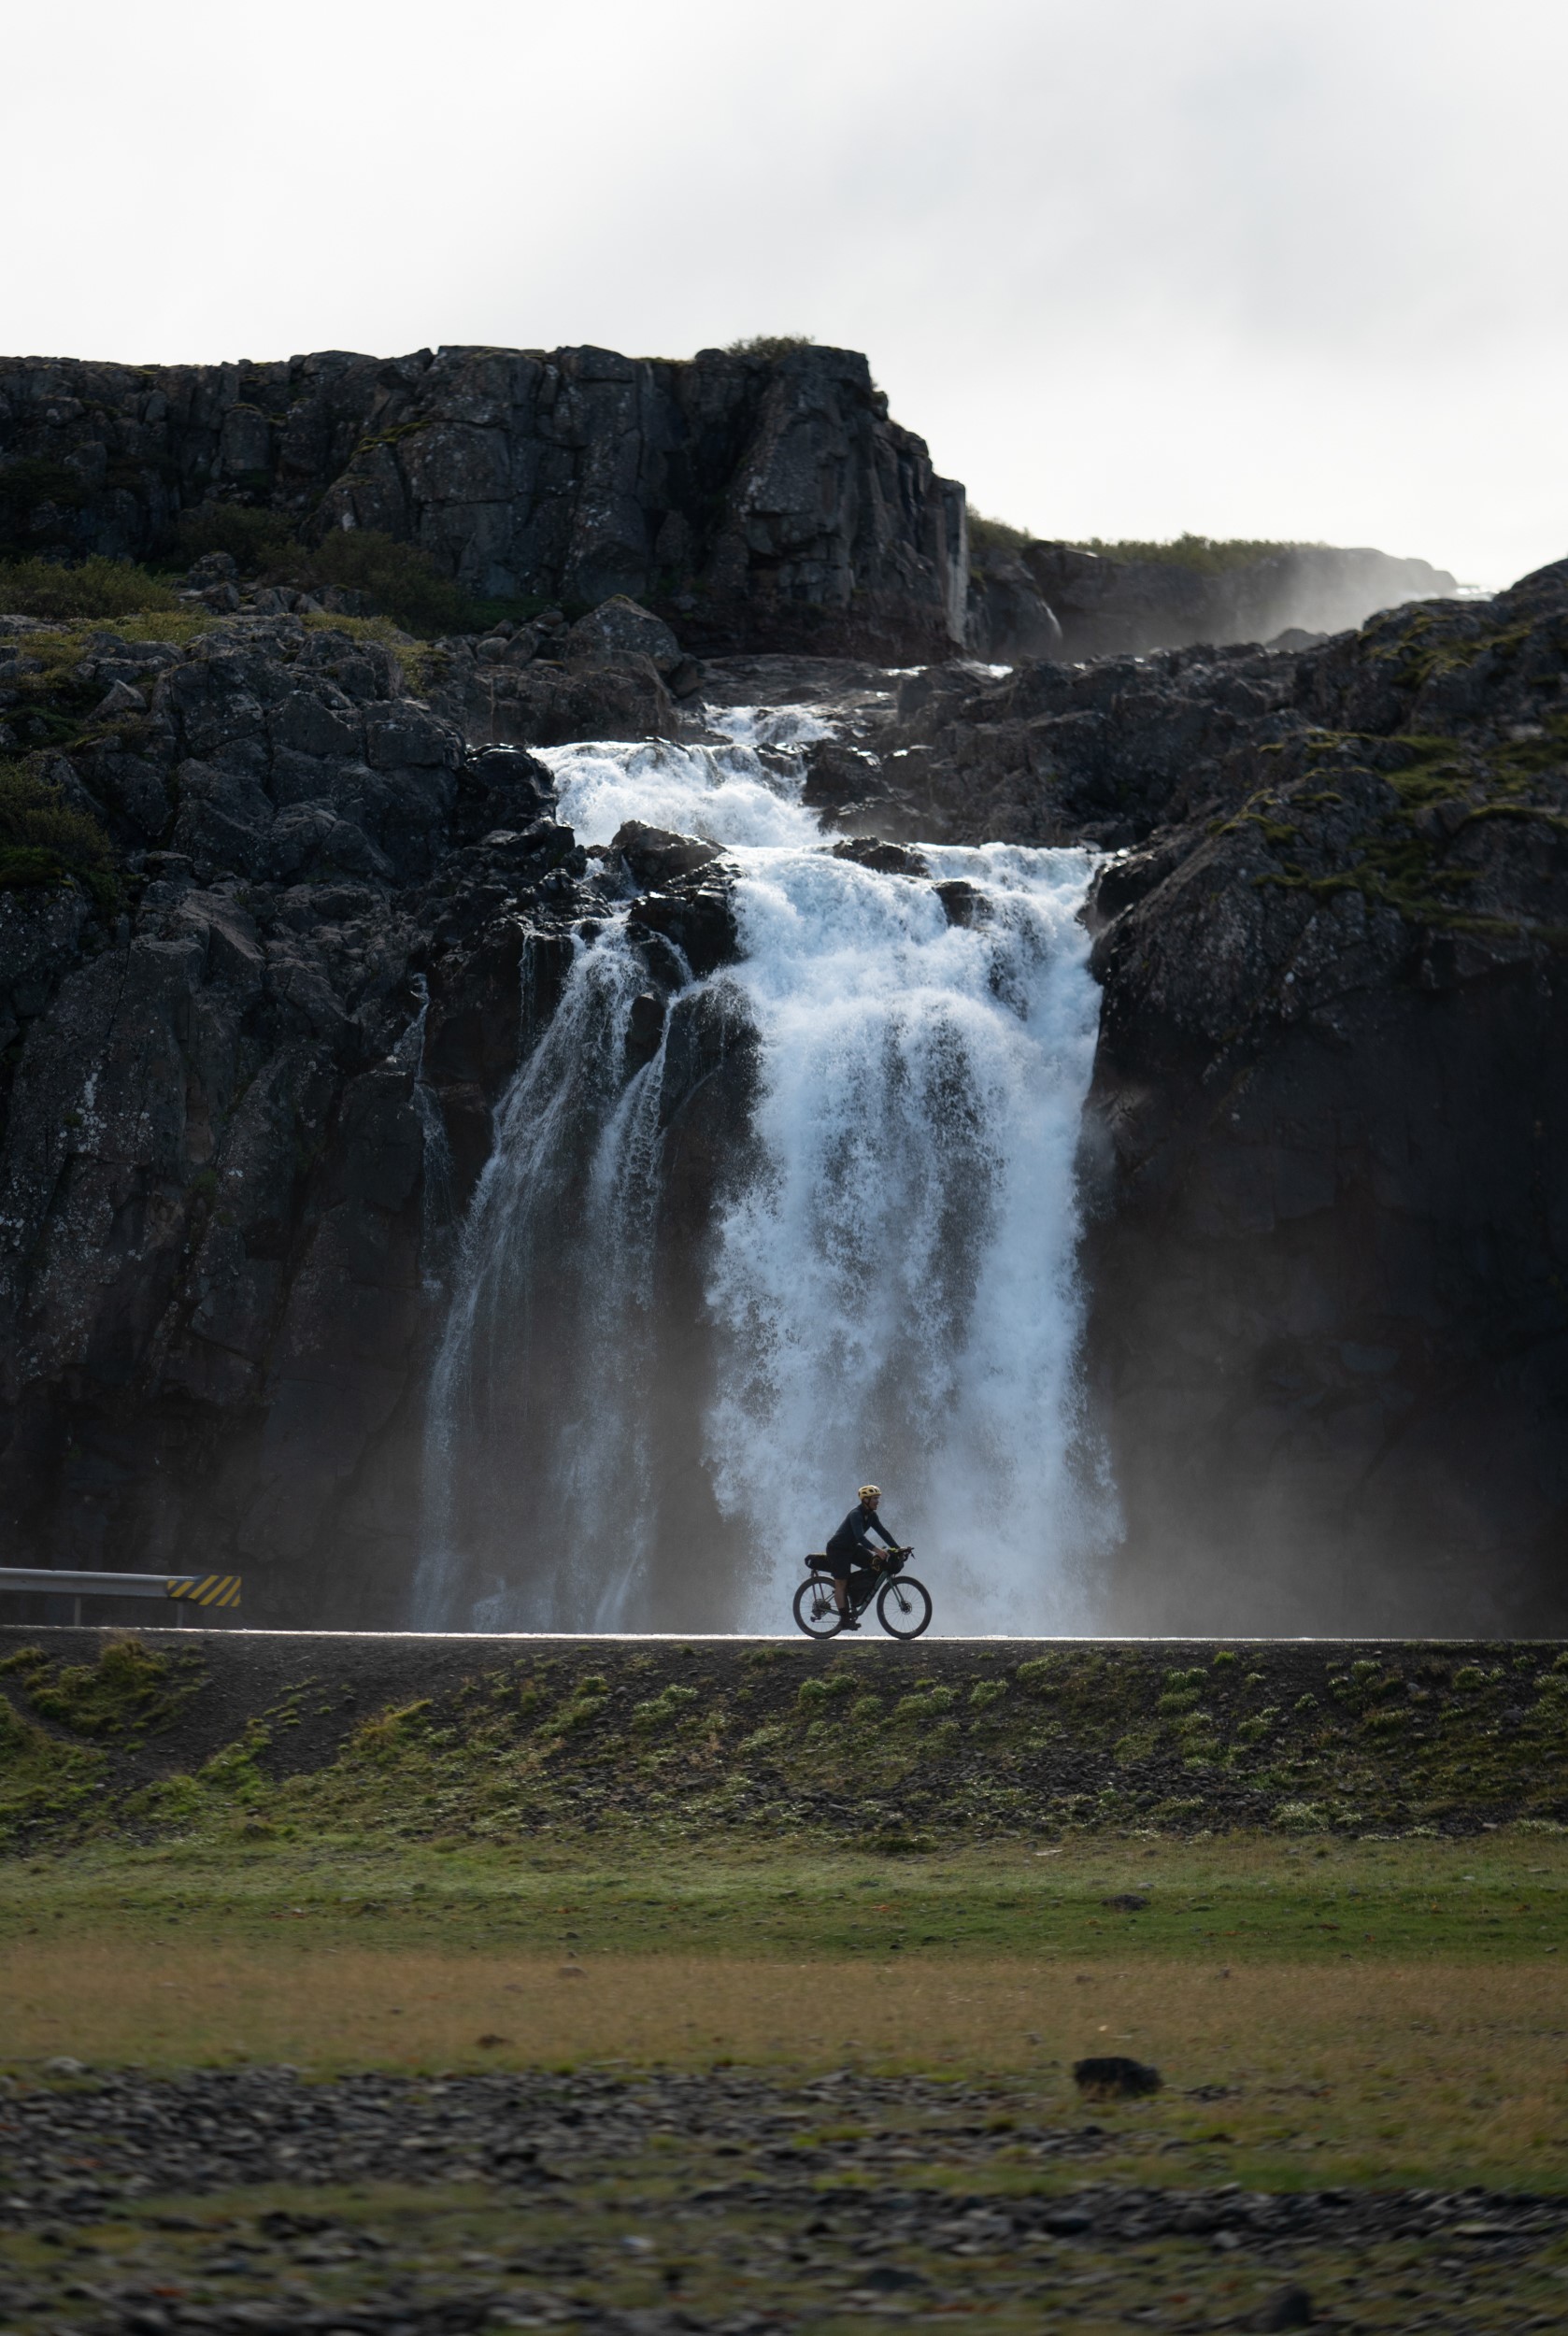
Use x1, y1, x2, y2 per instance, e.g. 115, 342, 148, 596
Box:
709, 842, 1104, 1631
412, 929, 680, 1631
412, 703, 1111, 1634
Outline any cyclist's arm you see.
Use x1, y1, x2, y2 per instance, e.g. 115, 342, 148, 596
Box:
868, 1517, 900, 1549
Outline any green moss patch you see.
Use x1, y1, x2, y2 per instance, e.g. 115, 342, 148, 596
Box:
7, 1631, 1568, 1864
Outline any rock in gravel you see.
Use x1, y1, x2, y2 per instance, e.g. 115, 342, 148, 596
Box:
1250, 2286, 1315, 2330
1072, 2056, 1162, 2100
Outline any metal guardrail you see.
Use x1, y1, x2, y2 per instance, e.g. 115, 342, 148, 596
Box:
0, 1569, 241, 1625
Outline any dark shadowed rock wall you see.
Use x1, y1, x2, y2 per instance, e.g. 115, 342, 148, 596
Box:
869, 563, 1568, 1631
0, 345, 968, 662
0, 610, 751, 1626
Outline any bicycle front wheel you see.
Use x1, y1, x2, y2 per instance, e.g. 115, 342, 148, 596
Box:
877, 1574, 933, 1640
793, 1575, 844, 1639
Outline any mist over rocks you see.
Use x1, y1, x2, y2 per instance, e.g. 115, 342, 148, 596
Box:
1007, 539, 1459, 662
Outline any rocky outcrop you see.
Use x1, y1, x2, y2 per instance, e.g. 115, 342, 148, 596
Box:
0, 607, 748, 1623
0, 344, 968, 661
874, 644, 1300, 848
875, 565, 1568, 1632
965, 535, 1065, 662
425, 621, 684, 751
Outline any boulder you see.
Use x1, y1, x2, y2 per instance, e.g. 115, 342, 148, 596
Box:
564, 596, 682, 675
627, 876, 737, 980
432, 648, 677, 750
1072, 2057, 1162, 2100
830, 837, 930, 877
612, 820, 725, 889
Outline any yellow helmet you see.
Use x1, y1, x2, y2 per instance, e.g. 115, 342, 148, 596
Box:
859, 1484, 881, 1503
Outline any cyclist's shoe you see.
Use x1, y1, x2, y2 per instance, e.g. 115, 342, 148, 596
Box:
840, 1613, 861, 1631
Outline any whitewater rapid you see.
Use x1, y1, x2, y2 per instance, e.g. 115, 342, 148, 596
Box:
412, 704, 1109, 1635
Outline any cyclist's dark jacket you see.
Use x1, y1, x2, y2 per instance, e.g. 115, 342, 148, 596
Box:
826, 1505, 899, 1566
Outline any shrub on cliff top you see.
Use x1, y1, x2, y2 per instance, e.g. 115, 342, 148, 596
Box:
722, 333, 816, 361
0, 556, 178, 620
1067, 533, 1320, 573
968, 512, 1032, 554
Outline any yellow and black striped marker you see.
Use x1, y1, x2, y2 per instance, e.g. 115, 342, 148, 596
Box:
166, 1574, 242, 1608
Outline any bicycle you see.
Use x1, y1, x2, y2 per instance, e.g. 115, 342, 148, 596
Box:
792, 1546, 933, 1640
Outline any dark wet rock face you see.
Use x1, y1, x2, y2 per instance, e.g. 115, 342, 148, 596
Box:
0, 605, 752, 1623
830, 836, 930, 877
611, 821, 725, 890
430, 630, 680, 750
1050, 564, 1568, 1633
0, 343, 968, 661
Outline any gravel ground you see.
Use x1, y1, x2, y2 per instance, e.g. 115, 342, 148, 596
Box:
3, 2069, 1567, 2333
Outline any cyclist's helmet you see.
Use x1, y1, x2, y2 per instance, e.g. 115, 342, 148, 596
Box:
859, 1484, 880, 1504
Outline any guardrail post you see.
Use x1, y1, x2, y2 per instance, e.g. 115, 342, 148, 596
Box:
0, 1568, 241, 1617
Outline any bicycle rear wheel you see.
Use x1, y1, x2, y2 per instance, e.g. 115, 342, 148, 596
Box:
877, 1574, 933, 1640
793, 1574, 844, 1639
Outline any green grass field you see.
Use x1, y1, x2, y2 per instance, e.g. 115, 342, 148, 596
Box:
7, 1811, 1568, 2191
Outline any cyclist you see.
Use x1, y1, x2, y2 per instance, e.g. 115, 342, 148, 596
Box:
825, 1485, 905, 1630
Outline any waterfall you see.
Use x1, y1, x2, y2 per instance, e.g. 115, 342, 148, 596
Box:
709, 842, 1104, 1632
412, 703, 1110, 1634
403, 974, 456, 1300
412, 932, 680, 1631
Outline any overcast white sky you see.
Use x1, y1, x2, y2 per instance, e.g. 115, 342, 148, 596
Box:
5, 0, 1565, 587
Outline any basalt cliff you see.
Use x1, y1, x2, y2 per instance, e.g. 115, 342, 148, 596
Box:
3, 343, 1454, 664
0, 343, 967, 662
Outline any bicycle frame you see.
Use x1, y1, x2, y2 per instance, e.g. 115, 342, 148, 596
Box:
812, 1549, 917, 1620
